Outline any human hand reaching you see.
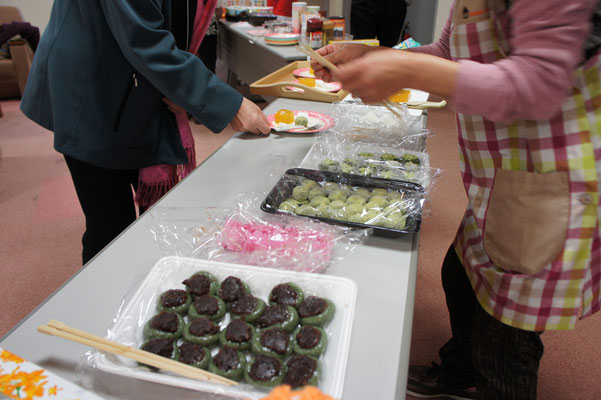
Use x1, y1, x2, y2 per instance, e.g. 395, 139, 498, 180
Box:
311, 43, 381, 82
335, 50, 458, 104
230, 97, 271, 135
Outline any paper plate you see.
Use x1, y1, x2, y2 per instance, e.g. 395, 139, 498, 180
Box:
293, 79, 342, 93
268, 110, 335, 133
264, 32, 299, 45
292, 67, 315, 78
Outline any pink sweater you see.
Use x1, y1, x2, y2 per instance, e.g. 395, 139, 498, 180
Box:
413, 0, 597, 123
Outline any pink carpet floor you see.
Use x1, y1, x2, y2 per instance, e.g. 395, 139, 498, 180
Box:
1, 98, 600, 399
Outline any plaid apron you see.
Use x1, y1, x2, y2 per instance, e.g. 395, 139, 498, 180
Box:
450, 0, 601, 331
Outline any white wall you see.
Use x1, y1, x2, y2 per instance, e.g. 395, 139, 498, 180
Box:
0, 0, 53, 33
433, 0, 453, 39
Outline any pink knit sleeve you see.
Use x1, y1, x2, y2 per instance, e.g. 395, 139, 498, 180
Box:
453, 0, 597, 123
409, 2, 454, 60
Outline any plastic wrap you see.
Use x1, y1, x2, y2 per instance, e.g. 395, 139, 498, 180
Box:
330, 102, 425, 141
149, 206, 370, 274
299, 130, 442, 190
261, 168, 425, 237
90, 256, 357, 400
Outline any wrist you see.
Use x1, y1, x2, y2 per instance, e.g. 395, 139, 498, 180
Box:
403, 52, 458, 99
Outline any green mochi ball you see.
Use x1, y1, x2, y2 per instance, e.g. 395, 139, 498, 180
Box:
292, 185, 310, 201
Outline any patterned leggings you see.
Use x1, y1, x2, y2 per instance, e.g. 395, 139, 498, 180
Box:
438, 246, 544, 400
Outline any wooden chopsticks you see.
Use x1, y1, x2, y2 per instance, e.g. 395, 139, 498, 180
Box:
297, 44, 447, 114
37, 320, 237, 386
296, 44, 340, 74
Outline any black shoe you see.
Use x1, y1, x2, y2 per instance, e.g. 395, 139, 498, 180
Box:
407, 363, 477, 400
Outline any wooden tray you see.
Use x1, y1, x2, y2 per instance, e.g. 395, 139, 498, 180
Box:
250, 61, 349, 103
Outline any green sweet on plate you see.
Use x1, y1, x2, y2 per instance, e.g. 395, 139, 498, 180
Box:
182, 317, 220, 346
143, 311, 185, 341
318, 158, 340, 173
295, 115, 308, 126
176, 342, 211, 370
296, 205, 318, 217
251, 327, 293, 358
292, 185, 310, 202
284, 355, 321, 388
244, 355, 286, 389
328, 189, 348, 202
329, 200, 346, 210
156, 289, 192, 315
291, 325, 327, 358
381, 153, 399, 161
208, 346, 246, 380
308, 187, 327, 200
187, 294, 227, 321
346, 194, 367, 206
298, 296, 335, 327
279, 199, 299, 213
219, 319, 255, 351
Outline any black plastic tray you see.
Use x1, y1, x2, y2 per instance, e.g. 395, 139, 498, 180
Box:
260, 168, 424, 238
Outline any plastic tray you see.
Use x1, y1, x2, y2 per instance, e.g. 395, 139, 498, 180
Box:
299, 142, 432, 188
94, 256, 357, 399
260, 168, 424, 237
250, 61, 349, 103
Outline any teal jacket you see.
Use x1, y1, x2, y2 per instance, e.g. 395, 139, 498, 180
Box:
21, 0, 243, 169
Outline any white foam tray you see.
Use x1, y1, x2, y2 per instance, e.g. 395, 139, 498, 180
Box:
94, 256, 357, 399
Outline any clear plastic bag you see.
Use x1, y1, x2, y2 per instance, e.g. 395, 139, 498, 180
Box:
261, 168, 425, 237
149, 206, 370, 274
328, 102, 426, 147
299, 130, 441, 190
88, 256, 356, 399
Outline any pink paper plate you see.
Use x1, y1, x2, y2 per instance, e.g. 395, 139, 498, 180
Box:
292, 67, 314, 78
267, 110, 335, 133
293, 79, 342, 93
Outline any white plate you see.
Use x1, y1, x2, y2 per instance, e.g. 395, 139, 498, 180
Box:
94, 256, 357, 399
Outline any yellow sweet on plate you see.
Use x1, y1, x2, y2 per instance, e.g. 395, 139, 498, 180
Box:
388, 89, 410, 102
298, 77, 316, 87
309, 66, 315, 76
274, 109, 295, 124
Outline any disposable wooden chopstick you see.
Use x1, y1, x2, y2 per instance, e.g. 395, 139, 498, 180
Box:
381, 100, 404, 119
38, 320, 237, 386
296, 44, 340, 74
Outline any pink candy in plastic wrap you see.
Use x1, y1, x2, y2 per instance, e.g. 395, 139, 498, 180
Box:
219, 218, 335, 272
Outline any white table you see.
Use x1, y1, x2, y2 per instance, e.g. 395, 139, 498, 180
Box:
0, 98, 420, 400
218, 20, 306, 86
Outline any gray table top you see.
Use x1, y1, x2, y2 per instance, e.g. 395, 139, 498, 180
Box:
1, 98, 420, 400
219, 19, 307, 61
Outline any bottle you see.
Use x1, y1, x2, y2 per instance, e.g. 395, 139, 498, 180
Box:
291, 2, 307, 34
306, 17, 324, 49
329, 16, 345, 40
323, 20, 334, 46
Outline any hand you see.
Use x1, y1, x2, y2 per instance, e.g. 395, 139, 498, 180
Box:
230, 97, 271, 135
311, 43, 381, 82
162, 97, 186, 114
334, 50, 459, 104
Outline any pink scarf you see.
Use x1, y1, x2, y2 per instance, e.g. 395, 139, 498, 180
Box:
136, 0, 218, 208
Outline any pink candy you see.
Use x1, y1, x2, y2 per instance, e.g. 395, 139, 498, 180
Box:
218, 219, 334, 272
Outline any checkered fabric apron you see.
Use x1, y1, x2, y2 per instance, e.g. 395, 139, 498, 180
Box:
450, 0, 601, 331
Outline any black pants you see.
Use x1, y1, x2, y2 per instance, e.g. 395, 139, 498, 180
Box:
351, 0, 407, 47
439, 246, 544, 400
64, 156, 140, 265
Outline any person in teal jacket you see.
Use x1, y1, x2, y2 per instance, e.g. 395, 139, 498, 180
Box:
21, 0, 271, 264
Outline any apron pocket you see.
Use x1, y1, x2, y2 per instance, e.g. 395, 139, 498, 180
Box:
483, 169, 569, 275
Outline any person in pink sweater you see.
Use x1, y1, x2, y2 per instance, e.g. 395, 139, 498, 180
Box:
314, 1, 601, 399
